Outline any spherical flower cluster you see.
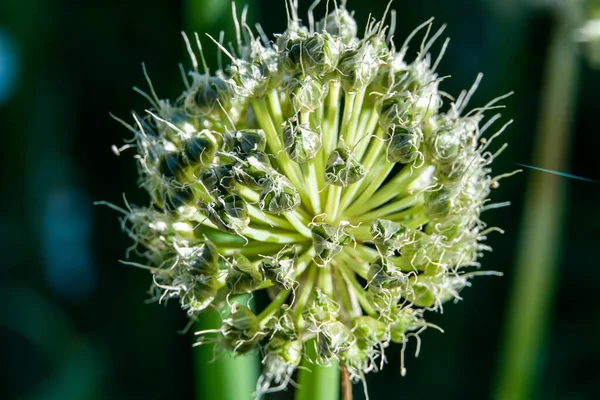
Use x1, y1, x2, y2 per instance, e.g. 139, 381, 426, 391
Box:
113, 0, 513, 396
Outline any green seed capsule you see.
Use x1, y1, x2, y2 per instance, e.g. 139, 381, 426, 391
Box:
225, 128, 267, 155
371, 219, 410, 253
231, 60, 269, 98
289, 75, 327, 113
318, 7, 358, 45
325, 146, 365, 186
199, 165, 234, 197
260, 248, 296, 290
158, 151, 184, 179
167, 186, 195, 209
200, 194, 249, 234
226, 254, 265, 294
220, 304, 263, 354
259, 174, 301, 215
386, 125, 422, 164
317, 321, 354, 360
300, 32, 342, 77
186, 240, 220, 277
282, 119, 322, 163
367, 257, 407, 289
185, 75, 233, 117
352, 316, 389, 350
181, 279, 218, 313
311, 223, 353, 266
233, 152, 273, 190
182, 130, 220, 167
424, 188, 455, 220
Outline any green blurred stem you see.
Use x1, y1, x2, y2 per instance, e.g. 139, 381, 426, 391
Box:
493, 3, 580, 400
194, 295, 259, 400
295, 339, 340, 400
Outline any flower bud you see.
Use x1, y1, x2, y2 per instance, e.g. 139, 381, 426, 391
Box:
318, 7, 358, 45
260, 248, 297, 290
352, 316, 389, 350
371, 219, 410, 253
317, 321, 355, 360
181, 279, 219, 313
233, 152, 273, 190
338, 39, 384, 92
226, 254, 265, 294
185, 240, 220, 278
259, 336, 303, 393
282, 119, 322, 163
230, 60, 269, 98
368, 257, 407, 289
199, 165, 234, 197
220, 304, 264, 353
304, 289, 339, 323
182, 130, 221, 167
389, 308, 426, 343
424, 188, 455, 220
289, 75, 327, 113
158, 150, 185, 180
325, 146, 365, 186
311, 223, 353, 266
386, 125, 422, 164
300, 32, 342, 77
259, 174, 301, 214
200, 194, 250, 233
184, 75, 233, 117
224, 128, 267, 155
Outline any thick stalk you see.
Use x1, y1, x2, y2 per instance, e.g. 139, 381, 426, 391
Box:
295, 339, 340, 400
493, 4, 580, 399
194, 295, 258, 400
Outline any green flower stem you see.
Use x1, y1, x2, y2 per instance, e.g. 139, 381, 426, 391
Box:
323, 81, 342, 160
357, 194, 419, 223
366, 163, 428, 207
252, 98, 309, 205
295, 340, 340, 400
318, 265, 334, 297
355, 108, 380, 160
267, 89, 285, 128
193, 295, 259, 400
243, 226, 309, 244
333, 266, 358, 319
293, 264, 318, 324
284, 211, 314, 238
258, 289, 291, 326
345, 89, 367, 146
337, 262, 378, 317
246, 204, 295, 230
294, 247, 317, 277
338, 127, 385, 212
325, 185, 343, 222
343, 161, 396, 218
336, 250, 369, 279
339, 91, 357, 144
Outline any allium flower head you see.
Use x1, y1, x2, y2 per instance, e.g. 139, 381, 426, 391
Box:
113, 0, 513, 396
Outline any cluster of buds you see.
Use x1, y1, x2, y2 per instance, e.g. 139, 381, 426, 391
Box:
113, 0, 513, 396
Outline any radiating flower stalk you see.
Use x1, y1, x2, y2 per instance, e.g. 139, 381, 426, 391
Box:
112, 1, 513, 398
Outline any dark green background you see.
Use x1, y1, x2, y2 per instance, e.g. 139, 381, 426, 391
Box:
1, 0, 599, 399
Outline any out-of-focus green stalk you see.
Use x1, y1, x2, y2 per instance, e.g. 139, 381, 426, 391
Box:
193, 296, 258, 400
295, 339, 340, 400
185, 1, 259, 399
493, 2, 581, 399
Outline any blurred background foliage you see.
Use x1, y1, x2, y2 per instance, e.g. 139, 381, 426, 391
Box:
1, 0, 599, 399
